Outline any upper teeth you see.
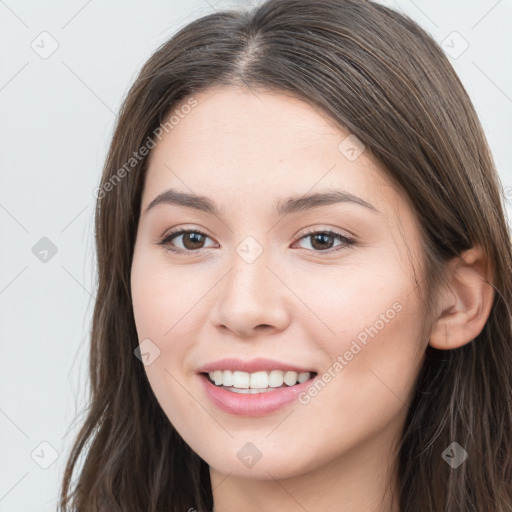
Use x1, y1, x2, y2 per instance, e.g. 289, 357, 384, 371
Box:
208, 370, 312, 389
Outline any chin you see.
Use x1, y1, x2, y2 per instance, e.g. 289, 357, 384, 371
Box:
201, 442, 318, 480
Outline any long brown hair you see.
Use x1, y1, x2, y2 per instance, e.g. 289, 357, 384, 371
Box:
59, 1, 512, 510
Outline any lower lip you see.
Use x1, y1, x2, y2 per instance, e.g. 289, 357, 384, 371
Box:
199, 373, 316, 417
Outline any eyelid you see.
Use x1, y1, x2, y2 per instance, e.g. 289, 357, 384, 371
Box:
296, 224, 356, 241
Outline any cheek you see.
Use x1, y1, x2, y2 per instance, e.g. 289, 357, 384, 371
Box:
299, 255, 425, 407
131, 252, 209, 434
131, 278, 176, 341
288, 286, 424, 475
131, 246, 197, 341
298, 253, 418, 349
130, 247, 209, 396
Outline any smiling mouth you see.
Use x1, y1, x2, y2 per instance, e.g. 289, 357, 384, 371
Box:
202, 370, 317, 394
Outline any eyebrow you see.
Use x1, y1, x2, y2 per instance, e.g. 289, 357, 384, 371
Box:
144, 188, 380, 217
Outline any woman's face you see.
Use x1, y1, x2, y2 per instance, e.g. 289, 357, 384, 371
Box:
131, 86, 429, 480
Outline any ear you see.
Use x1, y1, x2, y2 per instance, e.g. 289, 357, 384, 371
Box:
429, 244, 495, 350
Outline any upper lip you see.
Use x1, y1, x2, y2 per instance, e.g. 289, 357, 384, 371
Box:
197, 358, 315, 374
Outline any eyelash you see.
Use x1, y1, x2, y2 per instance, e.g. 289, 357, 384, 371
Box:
158, 226, 356, 256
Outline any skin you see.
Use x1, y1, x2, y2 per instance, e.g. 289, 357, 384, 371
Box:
130, 86, 494, 512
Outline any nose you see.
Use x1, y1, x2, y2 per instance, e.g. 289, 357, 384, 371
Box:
212, 250, 290, 339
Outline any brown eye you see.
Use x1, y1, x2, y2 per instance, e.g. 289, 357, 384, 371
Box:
308, 232, 336, 251
182, 232, 205, 250
295, 229, 355, 254
159, 229, 216, 253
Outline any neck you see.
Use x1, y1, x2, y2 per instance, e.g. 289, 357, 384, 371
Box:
209, 421, 402, 512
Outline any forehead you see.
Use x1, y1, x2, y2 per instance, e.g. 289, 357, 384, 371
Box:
143, 86, 393, 206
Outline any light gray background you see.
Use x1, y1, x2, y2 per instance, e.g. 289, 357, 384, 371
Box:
0, 0, 510, 510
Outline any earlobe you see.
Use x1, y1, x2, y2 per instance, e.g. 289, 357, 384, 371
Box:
429, 244, 495, 350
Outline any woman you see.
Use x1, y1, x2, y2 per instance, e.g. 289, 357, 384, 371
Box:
59, 0, 512, 510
